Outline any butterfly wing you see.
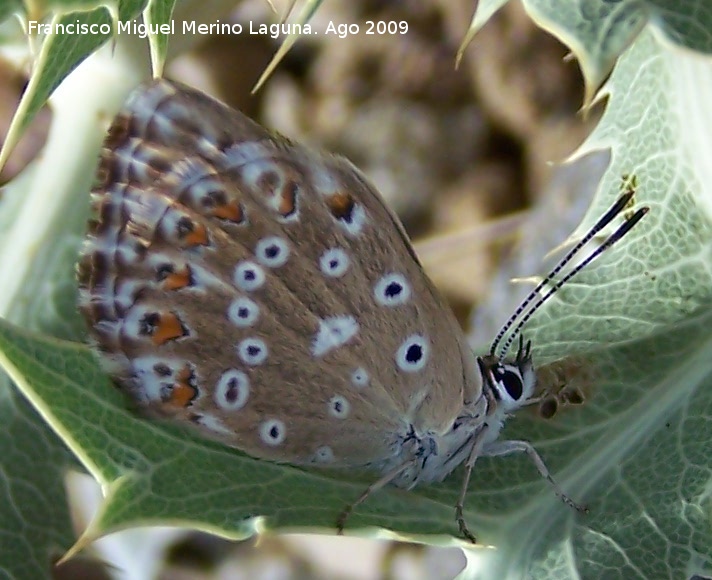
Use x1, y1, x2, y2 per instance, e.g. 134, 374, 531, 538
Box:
78, 79, 481, 469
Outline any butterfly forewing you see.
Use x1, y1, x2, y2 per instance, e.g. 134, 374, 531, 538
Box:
78, 79, 479, 469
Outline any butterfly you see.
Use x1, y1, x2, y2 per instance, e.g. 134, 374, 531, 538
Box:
77, 79, 647, 541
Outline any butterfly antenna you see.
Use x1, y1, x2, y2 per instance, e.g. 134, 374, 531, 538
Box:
497, 204, 649, 359
488, 191, 642, 358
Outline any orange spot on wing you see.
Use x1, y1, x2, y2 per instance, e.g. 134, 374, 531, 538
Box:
169, 365, 198, 407
212, 201, 244, 222
151, 312, 187, 345
170, 383, 196, 407
326, 192, 354, 220
278, 183, 297, 217
163, 265, 192, 290
184, 222, 209, 246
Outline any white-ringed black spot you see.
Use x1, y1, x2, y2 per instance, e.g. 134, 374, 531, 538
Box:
350, 367, 369, 388
228, 297, 260, 328
319, 248, 350, 278
260, 419, 286, 446
214, 369, 250, 411
374, 273, 411, 306
328, 395, 350, 419
237, 338, 268, 365
314, 445, 334, 463
234, 261, 265, 291
255, 236, 290, 268
396, 334, 429, 372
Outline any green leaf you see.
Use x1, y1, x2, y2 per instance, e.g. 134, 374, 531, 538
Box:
0, 0, 22, 24
0, 377, 77, 579
252, 0, 324, 93
0, 0, 147, 172
472, 28, 712, 578
0, 75, 104, 579
144, 0, 178, 76
524, 0, 649, 104
0, 3, 247, 575
0, 14, 149, 576
458, 1, 712, 104
0, 319, 466, 550
456, 0, 511, 67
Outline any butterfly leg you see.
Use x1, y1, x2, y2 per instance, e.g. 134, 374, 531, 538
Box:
455, 461, 477, 543
336, 460, 415, 536
454, 424, 496, 543
482, 440, 588, 513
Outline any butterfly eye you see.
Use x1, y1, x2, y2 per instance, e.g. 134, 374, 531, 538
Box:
500, 369, 524, 401
487, 362, 529, 410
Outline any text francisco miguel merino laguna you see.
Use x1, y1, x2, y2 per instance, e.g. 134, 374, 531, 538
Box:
27, 19, 327, 39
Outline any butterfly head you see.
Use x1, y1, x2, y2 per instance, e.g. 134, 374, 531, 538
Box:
478, 188, 649, 415
477, 337, 536, 413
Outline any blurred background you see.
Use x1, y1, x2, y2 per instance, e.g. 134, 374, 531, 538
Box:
0, 0, 608, 578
